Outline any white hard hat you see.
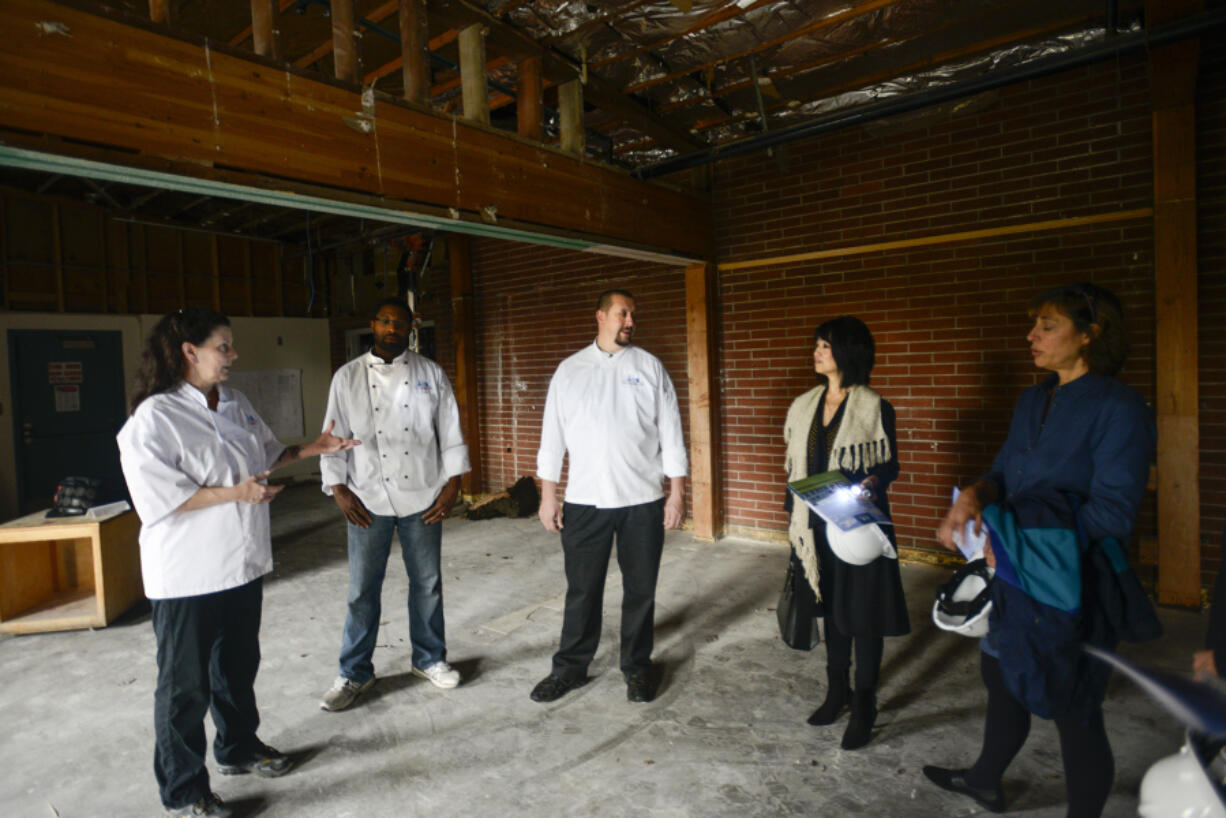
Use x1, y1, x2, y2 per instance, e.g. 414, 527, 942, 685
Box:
1138, 734, 1226, 818
825, 522, 896, 566
932, 559, 994, 638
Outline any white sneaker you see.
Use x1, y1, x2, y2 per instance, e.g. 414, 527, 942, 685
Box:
412, 661, 460, 689
320, 675, 375, 711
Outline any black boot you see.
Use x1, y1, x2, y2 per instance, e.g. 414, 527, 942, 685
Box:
807, 667, 850, 725
841, 688, 877, 749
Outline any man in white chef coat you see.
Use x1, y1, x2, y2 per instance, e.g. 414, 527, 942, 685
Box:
318, 297, 470, 712
531, 289, 688, 705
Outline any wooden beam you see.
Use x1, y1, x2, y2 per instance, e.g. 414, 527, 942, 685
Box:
425, 0, 702, 152
296, 0, 399, 70
250, 0, 278, 59
332, 0, 358, 83
685, 261, 722, 540
459, 24, 490, 125
448, 235, 482, 497
0, 0, 709, 257
230, 0, 296, 48
591, 0, 775, 71
399, 0, 430, 105
516, 56, 543, 141
719, 208, 1152, 271
654, 0, 1095, 117
558, 79, 584, 155
1151, 33, 1201, 606
612, 0, 900, 94
365, 30, 458, 86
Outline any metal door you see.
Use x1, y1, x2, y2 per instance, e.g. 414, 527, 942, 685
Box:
8, 330, 127, 514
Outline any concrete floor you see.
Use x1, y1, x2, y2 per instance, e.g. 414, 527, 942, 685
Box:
0, 482, 1206, 818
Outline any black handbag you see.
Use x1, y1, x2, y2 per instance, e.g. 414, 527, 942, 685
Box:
777, 551, 821, 650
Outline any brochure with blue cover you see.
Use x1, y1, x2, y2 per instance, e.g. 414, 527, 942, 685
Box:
787, 470, 892, 532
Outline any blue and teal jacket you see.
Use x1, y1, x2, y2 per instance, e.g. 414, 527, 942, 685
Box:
979, 372, 1160, 718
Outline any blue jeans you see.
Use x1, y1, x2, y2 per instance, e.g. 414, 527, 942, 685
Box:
337, 513, 445, 682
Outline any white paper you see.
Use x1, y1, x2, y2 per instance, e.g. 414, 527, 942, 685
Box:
86, 501, 131, 521
950, 487, 987, 561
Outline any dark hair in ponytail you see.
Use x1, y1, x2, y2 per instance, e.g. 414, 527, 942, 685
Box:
130, 308, 230, 412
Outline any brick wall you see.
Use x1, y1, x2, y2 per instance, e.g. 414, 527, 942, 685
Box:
712, 56, 1157, 559
468, 244, 690, 501
1199, 44, 1226, 583
466, 51, 1226, 582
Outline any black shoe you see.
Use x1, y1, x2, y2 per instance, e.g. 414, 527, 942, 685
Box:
807, 667, 850, 725
922, 766, 1006, 813
530, 674, 588, 703
165, 792, 233, 818
841, 689, 877, 750
217, 740, 293, 778
625, 672, 657, 703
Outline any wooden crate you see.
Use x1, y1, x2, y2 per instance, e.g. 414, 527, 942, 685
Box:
0, 510, 143, 634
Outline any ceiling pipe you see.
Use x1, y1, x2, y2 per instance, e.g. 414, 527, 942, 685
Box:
635, 7, 1226, 180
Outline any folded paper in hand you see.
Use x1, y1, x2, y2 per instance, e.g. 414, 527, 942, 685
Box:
949, 487, 987, 561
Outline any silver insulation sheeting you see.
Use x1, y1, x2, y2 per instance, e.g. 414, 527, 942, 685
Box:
471, 0, 1129, 167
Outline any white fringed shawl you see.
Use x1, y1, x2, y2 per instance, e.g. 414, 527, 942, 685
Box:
783, 384, 891, 598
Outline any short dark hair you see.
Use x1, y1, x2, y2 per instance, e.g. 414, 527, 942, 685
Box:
371, 297, 413, 322
131, 307, 230, 412
1028, 282, 1129, 375
597, 289, 635, 312
814, 315, 875, 387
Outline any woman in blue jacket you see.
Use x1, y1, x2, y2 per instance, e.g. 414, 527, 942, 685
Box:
924, 283, 1155, 817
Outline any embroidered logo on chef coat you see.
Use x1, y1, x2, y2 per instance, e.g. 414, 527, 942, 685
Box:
415, 380, 433, 392
246, 414, 257, 425
624, 375, 643, 387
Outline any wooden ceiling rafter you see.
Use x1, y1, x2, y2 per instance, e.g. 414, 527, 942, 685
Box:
650, 0, 1077, 117
620, 0, 903, 97
228, 0, 299, 48
685, 8, 1103, 136
364, 30, 460, 85
422, 0, 704, 151
431, 55, 512, 97
539, 0, 658, 47
588, 0, 778, 71
290, 0, 400, 69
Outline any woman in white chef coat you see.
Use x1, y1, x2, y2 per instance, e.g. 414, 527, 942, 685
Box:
118, 307, 357, 818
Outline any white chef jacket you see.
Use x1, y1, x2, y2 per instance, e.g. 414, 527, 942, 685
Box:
537, 342, 687, 508
320, 350, 470, 517
117, 382, 283, 600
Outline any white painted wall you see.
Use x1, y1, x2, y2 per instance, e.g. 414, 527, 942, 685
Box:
0, 313, 333, 521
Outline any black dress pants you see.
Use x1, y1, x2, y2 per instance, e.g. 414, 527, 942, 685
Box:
151, 578, 263, 809
552, 500, 665, 680
966, 652, 1114, 818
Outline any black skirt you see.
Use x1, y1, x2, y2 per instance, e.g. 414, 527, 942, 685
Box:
811, 514, 910, 638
